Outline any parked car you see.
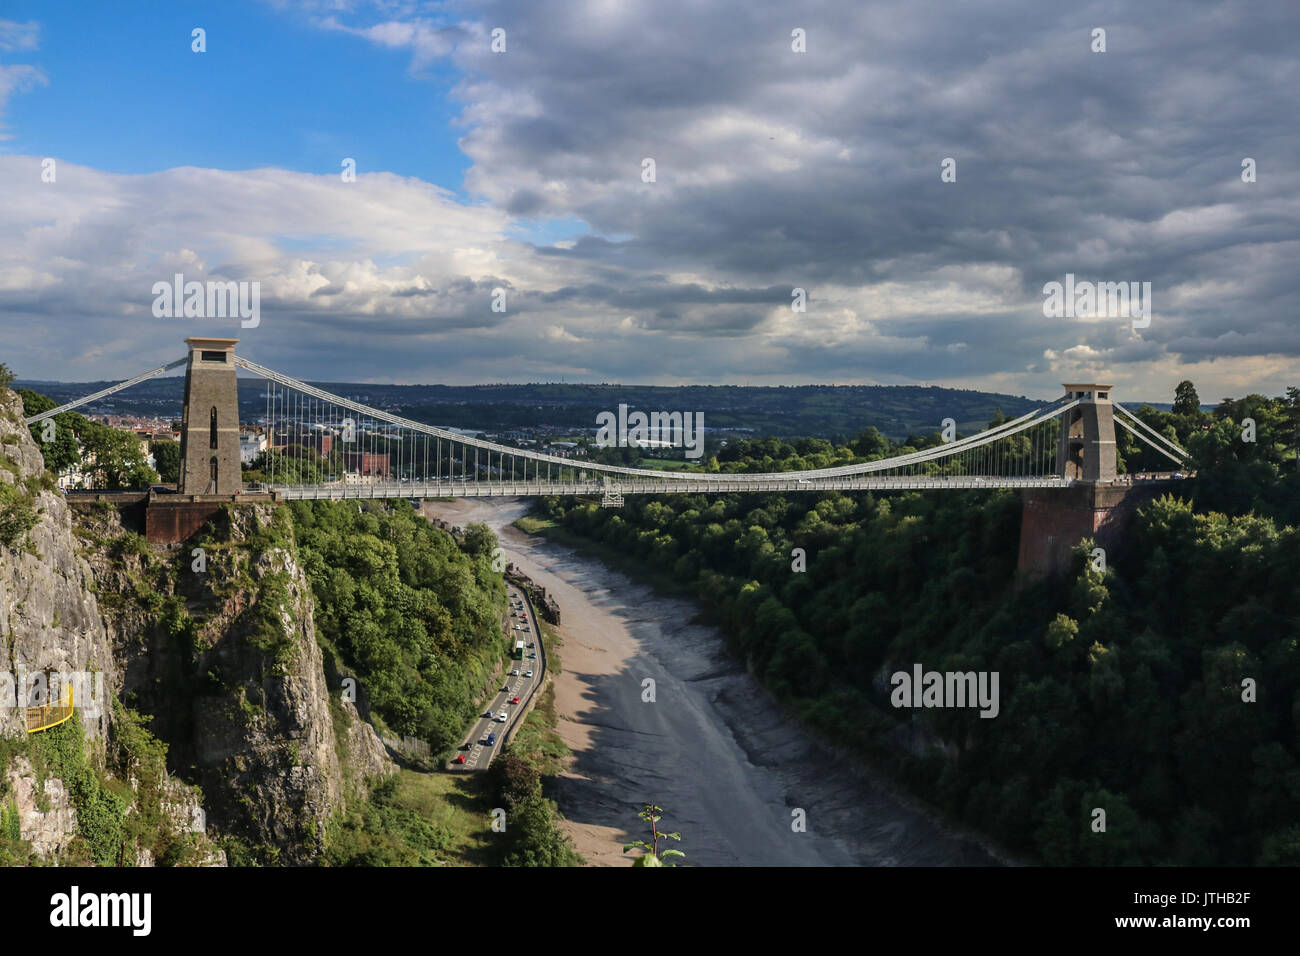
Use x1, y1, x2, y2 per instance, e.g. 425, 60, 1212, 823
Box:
524, 671, 533, 678
453, 754, 466, 764
496, 711, 508, 722
511, 669, 519, 676
510, 696, 520, 704
486, 732, 496, 746
528, 652, 536, 659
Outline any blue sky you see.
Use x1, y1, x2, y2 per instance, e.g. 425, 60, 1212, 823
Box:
0, 0, 1297, 400
2, 0, 470, 187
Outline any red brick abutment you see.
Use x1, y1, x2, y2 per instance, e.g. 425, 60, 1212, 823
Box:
1017, 480, 1174, 581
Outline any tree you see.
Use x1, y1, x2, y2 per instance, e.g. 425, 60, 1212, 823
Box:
461, 523, 497, 559
0, 363, 14, 390
79, 422, 158, 489
18, 390, 80, 474
152, 440, 181, 484
622, 804, 685, 867
1172, 380, 1200, 418
488, 753, 541, 810
500, 796, 578, 867
851, 426, 891, 460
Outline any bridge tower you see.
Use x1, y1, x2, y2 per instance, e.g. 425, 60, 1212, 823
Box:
178, 337, 242, 495
1018, 382, 1158, 582
1056, 384, 1116, 481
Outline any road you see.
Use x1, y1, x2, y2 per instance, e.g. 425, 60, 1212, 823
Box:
451, 582, 542, 771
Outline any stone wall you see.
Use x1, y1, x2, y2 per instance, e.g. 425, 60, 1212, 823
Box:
1017, 481, 1168, 580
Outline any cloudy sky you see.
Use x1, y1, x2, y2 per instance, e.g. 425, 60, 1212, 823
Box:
0, 0, 1296, 401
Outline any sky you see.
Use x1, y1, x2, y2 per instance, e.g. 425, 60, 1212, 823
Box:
0, 0, 1297, 402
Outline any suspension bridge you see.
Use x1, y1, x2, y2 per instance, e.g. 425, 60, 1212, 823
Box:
25, 338, 1189, 500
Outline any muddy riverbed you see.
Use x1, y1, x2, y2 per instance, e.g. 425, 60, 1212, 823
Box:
425, 498, 1001, 867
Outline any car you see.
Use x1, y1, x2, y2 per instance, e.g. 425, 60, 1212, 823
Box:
511, 669, 519, 676
510, 695, 520, 704
501, 684, 509, 692
527, 642, 535, 648
528, 653, 536, 659
496, 711, 508, 722
486, 732, 496, 746
483, 711, 493, 718
149, 484, 176, 495
524, 670, 533, 678
461, 741, 473, 750
453, 754, 466, 764
1172, 471, 1185, 479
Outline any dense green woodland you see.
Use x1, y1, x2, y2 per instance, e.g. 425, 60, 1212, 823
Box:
287, 501, 508, 757
534, 383, 1300, 865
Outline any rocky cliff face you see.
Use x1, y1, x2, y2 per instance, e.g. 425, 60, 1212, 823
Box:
1, 388, 393, 865
78, 498, 394, 864
0, 391, 115, 744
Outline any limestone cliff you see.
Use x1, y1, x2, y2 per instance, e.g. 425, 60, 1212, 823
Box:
77, 498, 394, 864
0, 391, 115, 744
0, 388, 222, 864
1, 386, 392, 865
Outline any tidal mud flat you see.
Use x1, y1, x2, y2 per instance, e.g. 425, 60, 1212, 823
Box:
425, 498, 1002, 867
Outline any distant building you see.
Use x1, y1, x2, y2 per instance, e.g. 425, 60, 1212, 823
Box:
279, 429, 333, 457
239, 431, 268, 465
343, 451, 391, 477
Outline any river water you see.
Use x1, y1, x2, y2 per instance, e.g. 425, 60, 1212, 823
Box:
425, 498, 1000, 867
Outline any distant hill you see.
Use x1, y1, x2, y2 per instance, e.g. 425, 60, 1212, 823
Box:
13, 377, 1173, 442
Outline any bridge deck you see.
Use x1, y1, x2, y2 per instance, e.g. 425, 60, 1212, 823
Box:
270, 475, 1089, 499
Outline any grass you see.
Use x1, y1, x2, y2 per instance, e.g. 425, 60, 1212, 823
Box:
323, 766, 500, 866
538, 620, 562, 673
389, 769, 498, 866
513, 515, 556, 534
508, 683, 570, 777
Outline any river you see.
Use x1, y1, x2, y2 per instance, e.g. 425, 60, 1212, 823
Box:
425, 498, 1001, 867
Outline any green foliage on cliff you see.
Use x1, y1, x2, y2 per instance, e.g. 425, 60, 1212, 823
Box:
535, 385, 1300, 866
28, 715, 126, 865
289, 499, 507, 756
0, 467, 39, 548
0, 782, 30, 865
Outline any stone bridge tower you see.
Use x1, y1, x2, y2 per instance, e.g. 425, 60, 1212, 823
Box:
178, 337, 242, 495
1056, 384, 1116, 482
